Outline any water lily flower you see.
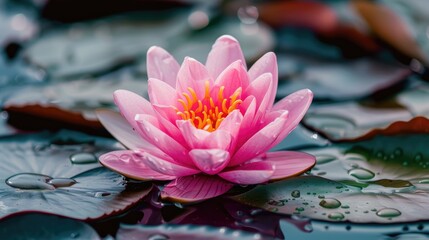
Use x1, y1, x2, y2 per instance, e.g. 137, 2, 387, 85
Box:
97, 35, 315, 202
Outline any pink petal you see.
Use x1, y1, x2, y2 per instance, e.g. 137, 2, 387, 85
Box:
189, 149, 230, 175
113, 90, 155, 134
217, 110, 243, 141
206, 35, 247, 79
269, 89, 313, 148
161, 175, 233, 203
96, 110, 164, 156
177, 120, 233, 150
99, 150, 175, 181
248, 52, 278, 110
139, 151, 200, 177
148, 78, 178, 106
136, 118, 191, 165
230, 111, 289, 166
147, 46, 180, 87
176, 57, 212, 100
214, 60, 249, 97
245, 73, 274, 124
176, 120, 210, 149
237, 96, 258, 141
218, 161, 274, 184
151, 105, 186, 145
264, 151, 316, 180
202, 129, 233, 150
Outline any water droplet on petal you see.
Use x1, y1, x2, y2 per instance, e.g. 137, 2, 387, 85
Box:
328, 212, 344, 221
376, 208, 401, 218
291, 190, 300, 198
348, 168, 375, 180
319, 198, 341, 209
6, 173, 54, 190
70, 153, 97, 164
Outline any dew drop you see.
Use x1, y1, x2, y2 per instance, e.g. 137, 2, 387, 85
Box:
304, 224, 313, 232
148, 234, 169, 240
316, 155, 336, 164
345, 211, 350, 214
291, 190, 300, 198
6, 173, 54, 190
268, 199, 284, 206
419, 179, 429, 184
328, 212, 344, 221
341, 205, 350, 209
268, 207, 278, 212
243, 218, 253, 223
69, 153, 97, 164
403, 226, 409, 231
348, 168, 375, 180
345, 225, 351, 231
250, 209, 263, 216
319, 198, 341, 209
295, 207, 305, 212
414, 153, 423, 162
394, 148, 403, 156
376, 208, 401, 218
70, 233, 80, 238
375, 151, 384, 159
48, 178, 76, 188
94, 192, 111, 198
318, 195, 325, 199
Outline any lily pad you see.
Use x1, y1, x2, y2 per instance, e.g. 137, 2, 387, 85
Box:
0, 213, 99, 240
277, 54, 410, 101
0, 130, 151, 220
116, 224, 274, 240
233, 134, 429, 223
2, 67, 147, 133
303, 82, 429, 141
280, 217, 429, 240
24, 14, 274, 79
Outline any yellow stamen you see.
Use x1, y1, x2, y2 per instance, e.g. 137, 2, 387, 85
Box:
175, 81, 242, 132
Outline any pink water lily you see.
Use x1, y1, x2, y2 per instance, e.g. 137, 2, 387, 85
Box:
98, 35, 315, 202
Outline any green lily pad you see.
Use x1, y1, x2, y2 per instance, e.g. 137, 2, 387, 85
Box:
117, 224, 274, 240
0, 213, 99, 240
0, 130, 151, 220
233, 134, 429, 223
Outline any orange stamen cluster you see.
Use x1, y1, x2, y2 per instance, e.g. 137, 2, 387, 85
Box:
176, 81, 242, 132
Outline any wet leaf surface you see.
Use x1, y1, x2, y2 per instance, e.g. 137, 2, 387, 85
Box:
0, 213, 100, 240
277, 54, 410, 101
234, 134, 429, 223
116, 224, 273, 240
303, 82, 429, 141
0, 130, 151, 220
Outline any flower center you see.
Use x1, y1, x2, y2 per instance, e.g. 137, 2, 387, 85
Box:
176, 81, 242, 132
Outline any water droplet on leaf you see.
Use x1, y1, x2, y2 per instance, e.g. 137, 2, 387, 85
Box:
328, 212, 344, 220
319, 198, 341, 209
376, 208, 401, 218
6, 173, 54, 190
348, 168, 375, 180
291, 190, 300, 198
70, 153, 97, 164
